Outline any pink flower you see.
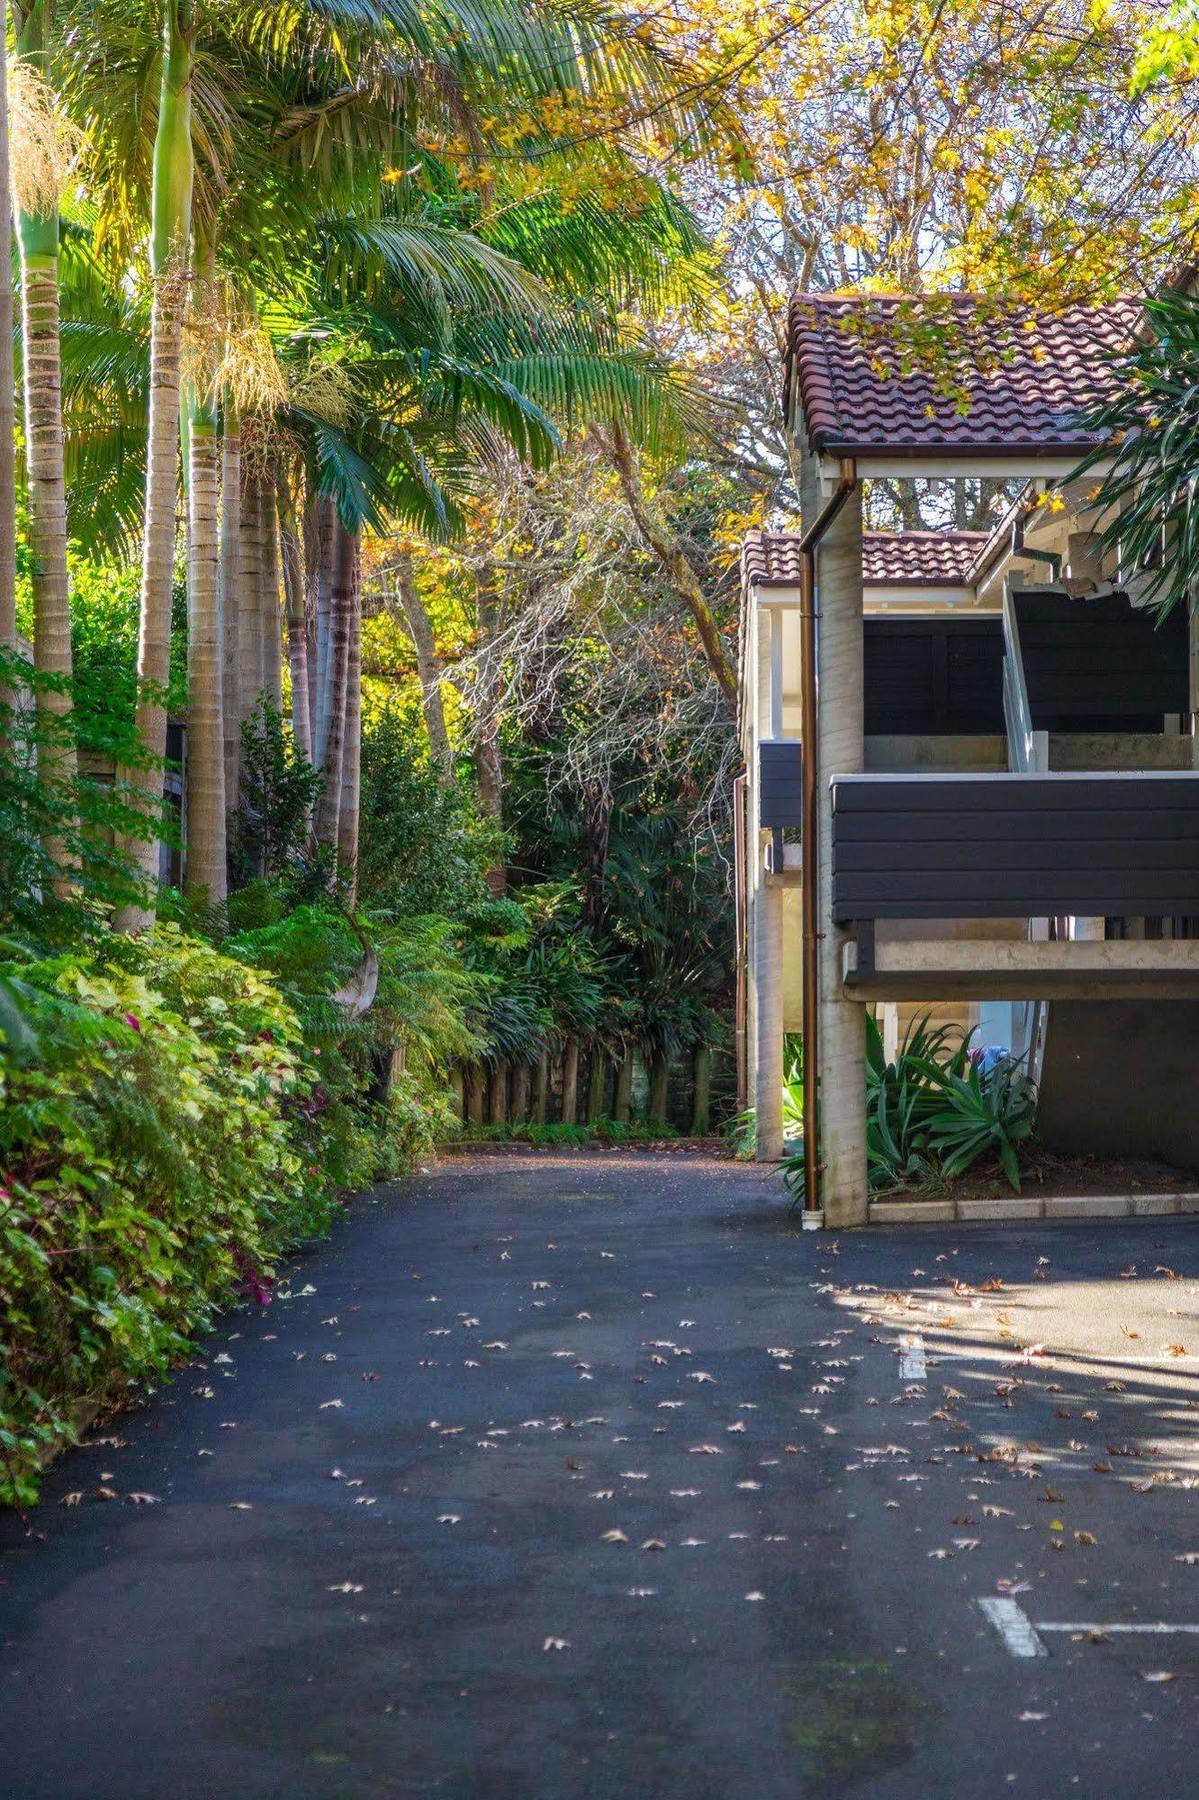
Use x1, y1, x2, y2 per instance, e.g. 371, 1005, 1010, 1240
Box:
123, 1013, 141, 1032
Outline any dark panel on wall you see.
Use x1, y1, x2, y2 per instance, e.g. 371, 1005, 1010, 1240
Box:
759, 740, 803, 829
864, 617, 1004, 737
831, 774, 1199, 920
1037, 1000, 1199, 1173
1015, 589, 1187, 731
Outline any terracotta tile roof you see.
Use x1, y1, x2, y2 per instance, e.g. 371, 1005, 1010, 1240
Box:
743, 528, 988, 589
785, 293, 1139, 457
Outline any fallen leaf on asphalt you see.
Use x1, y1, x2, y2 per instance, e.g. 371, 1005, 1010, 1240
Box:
436, 1514, 460, 1524
319, 1400, 344, 1410
228, 1502, 252, 1511
591, 1489, 615, 1500
1074, 1531, 1097, 1545
1174, 1552, 1199, 1564
542, 1637, 570, 1651
688, 1372, 714, 1384
626, 1587, 656, 1597
953, 1538, 981, 1551
681, 1537, 706, 1547
328, 1582, 363, 1594
126, 1492, 160, 1505
641, 1539, 666, 1551
60, 1492, 83, 1507
736, 1480, 762, 1491
1018, 1712, 1048, 1722
927, 1549, 952, 1560
982, 1505, 1014, 1518
690, 1445, 722, 1455
1165, 1345, 1188, 1358
620, 1471, 648, 1481
1142, 1671, 1175, 1683
670, 1488, 700, 1497
745, 1591, 765, 1602
727, 1421, 746, 1433
602, 1530, 628, 1543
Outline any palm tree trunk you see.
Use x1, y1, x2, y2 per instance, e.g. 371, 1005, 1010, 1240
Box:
395, 548, 451, 775
561, 1040, 579, 1125
120, 0, 196, 919
14, 1, 73, 768
184, 344, 225, 903
237, 461, 264, 724
488, 1062, 509, 1126
278, 466, 312, 764
511, 1061, 530, 1125
219, 406, 242, 808
314, 514, 352, 851
648, 1055, 670, 1126
312, 493, 335, 763
614, 1054, 633, 1123
586, 1051, 606, 1123
260, 470, 282, 711
475, 569, 505, 893
689, 1041, 711, 1136
0, 9, 16, 658
532, 1051, 549, 1124
336, 538, 361, 897
465, 1065, 484, 1126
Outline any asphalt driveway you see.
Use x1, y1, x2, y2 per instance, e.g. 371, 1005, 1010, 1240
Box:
4, 1150, 1199, 1798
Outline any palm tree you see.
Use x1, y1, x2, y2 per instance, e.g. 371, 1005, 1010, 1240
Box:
117, 0, 196, 920
0, 4, 17, 657
11, 3, 74, 702
182, 245, 225, 902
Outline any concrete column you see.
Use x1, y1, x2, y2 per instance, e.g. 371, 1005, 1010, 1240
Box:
753, 866, 784, 1160
747, 593, 784, 1160
815, 482, 868, 1225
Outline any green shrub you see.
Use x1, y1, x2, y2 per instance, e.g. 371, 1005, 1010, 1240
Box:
0, 924, 444, 1509
782, 1014, 1037, 1203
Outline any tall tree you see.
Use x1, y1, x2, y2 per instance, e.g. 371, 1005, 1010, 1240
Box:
0, 4, 17, 656
183, 254, 226, 903
278, 464, 313, 764
394, 548, 451, 777
11, 5, 74, 703
118, 0, 196, 922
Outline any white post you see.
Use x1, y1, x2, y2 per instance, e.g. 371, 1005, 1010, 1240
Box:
814, 480, 868, 1224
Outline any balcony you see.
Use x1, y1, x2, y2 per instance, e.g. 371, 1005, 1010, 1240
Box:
832, 771, 1199, 999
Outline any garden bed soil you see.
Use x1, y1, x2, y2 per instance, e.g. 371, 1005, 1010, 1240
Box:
881, 1150, 1198, 1207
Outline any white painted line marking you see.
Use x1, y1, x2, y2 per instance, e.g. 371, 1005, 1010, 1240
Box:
977, 1596, 1048, 1658
898, 1333, 926, 1381
1038, 1622, 1199, 1636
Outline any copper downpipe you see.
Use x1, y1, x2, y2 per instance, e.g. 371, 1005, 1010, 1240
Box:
797, 458, 857, 1216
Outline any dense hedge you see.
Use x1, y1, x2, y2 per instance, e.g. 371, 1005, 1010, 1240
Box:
0, 927, 439, 1508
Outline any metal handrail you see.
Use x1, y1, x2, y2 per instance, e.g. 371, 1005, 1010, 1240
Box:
1002, 580, 1035, 773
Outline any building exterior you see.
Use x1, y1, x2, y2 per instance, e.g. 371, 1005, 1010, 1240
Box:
739, 292, 1199, 1224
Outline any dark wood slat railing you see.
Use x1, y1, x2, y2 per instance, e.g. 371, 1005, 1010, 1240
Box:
832, 773, 1199, 922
